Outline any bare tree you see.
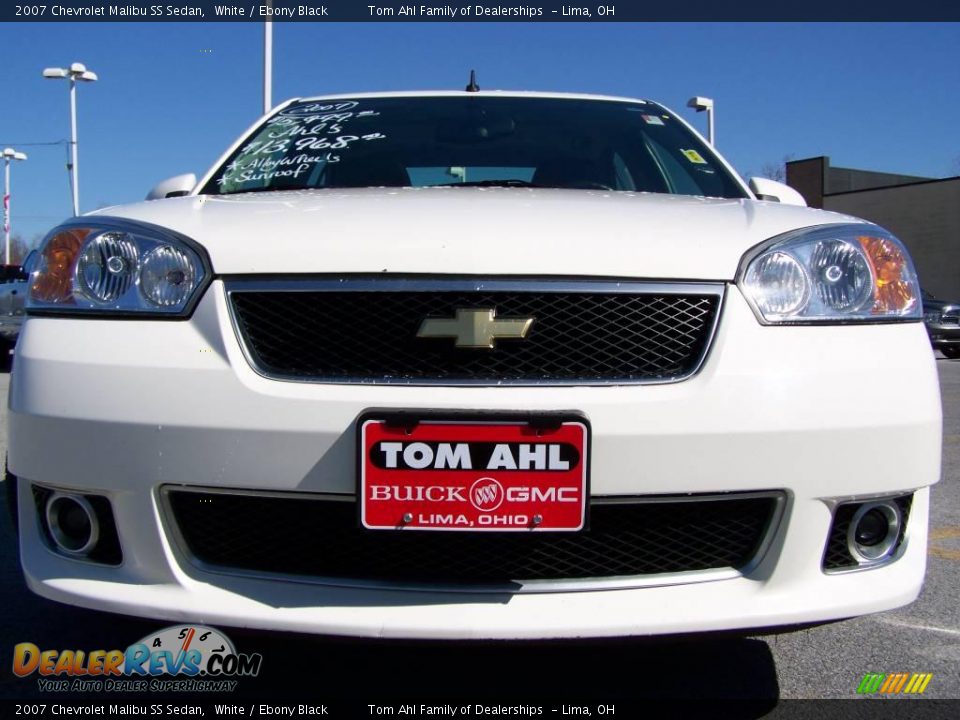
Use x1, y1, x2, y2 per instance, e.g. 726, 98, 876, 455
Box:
759, 154, 797, 183
6, 234, 32, 265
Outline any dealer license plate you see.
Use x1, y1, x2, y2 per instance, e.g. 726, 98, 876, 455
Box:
359, 415, 589, 532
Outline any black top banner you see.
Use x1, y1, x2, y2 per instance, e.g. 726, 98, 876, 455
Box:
4, 0, 960, 22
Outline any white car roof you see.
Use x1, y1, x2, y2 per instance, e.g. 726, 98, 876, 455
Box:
293, 90, 652, 105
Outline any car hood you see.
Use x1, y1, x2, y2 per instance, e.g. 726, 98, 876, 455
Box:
91, 187, 860, 279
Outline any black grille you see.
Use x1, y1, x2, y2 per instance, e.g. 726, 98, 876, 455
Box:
822, 495, 912, 570
229, 285, 721, 383
165, 490, 779, 585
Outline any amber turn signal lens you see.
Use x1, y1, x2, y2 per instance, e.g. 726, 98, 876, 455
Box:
858, 235, 918, 315
29, 228, 90, 304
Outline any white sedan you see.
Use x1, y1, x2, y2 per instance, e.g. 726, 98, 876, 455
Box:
7, 91, 941, 639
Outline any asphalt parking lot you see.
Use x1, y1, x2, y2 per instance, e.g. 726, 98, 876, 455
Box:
0, 356, 957, 705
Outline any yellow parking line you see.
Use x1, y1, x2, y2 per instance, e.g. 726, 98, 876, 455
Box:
929, 526, 960, 561
930, 527, 960, 540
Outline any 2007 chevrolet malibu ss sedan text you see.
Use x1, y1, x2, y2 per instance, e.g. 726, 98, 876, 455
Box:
7, 91, 942, 639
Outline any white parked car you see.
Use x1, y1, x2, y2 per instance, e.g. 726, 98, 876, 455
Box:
8, 91, 941, 639
0, 260, 32, 350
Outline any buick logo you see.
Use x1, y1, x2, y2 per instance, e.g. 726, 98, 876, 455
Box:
417, 308, 534, 349
469, 477, 504, 512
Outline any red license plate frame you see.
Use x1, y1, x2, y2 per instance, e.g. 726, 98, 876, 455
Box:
358, 412, 589, 532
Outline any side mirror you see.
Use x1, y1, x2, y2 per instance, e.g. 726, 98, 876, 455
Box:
18, 249, 39, 280
748, 177, 807, 207
146, 173, 197, 201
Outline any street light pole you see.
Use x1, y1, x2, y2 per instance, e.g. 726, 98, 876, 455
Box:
43, 62, 98, 216
264, 0, 273, 114
687, 96, 715, 146
69, 73, 79, 216
3, 148, 28, 266
3, 160, 7, 265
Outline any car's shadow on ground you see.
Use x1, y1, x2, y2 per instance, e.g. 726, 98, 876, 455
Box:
237, 629, 781, 706
0, 512, 779, 713
1, 594, 780, 712
0, 356, 780, 715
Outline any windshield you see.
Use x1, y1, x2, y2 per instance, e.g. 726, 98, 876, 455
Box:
204, 96, 747, 199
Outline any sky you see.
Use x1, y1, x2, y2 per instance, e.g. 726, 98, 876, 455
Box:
1, 21, 959, 246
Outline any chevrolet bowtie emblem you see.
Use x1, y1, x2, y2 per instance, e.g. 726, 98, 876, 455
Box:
417, 308, 535, 349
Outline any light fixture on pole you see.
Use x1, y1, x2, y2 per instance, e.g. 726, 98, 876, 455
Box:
687, 96, 715, 146
3, 148, 28, 266
264, 0, 273, 114
42, 62, 98, 216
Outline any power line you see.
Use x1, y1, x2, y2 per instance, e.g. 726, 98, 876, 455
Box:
0, 140, 68, 146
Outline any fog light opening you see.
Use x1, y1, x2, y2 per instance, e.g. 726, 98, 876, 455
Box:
847, 501, 901, 563
45, 493, 100, 557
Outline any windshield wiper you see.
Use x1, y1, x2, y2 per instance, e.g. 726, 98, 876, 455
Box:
219, 186, 311, 196
432, 179, 543, 188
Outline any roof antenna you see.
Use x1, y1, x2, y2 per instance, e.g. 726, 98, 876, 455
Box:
465, 70, 480, 92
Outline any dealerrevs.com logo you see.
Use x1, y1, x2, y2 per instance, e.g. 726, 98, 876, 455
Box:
13, 625, 262, 692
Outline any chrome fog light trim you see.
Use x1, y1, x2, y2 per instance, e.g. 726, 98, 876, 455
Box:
847, 501, 901, 563
45, 493, 99, 557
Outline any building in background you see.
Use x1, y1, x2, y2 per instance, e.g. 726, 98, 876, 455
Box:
786, 156, 960, 300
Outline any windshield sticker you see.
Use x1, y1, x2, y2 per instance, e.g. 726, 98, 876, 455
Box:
681, 149, 708, 165
641, 114, 664, 125
217, 101, 387, 189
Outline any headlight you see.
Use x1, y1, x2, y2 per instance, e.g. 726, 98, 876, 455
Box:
28, 219, 209, 316
738, 224, 921, 324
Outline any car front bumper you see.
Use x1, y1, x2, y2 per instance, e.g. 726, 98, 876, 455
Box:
926, 323, 960, 349
8, 282, 942, 639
